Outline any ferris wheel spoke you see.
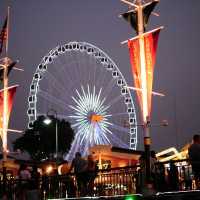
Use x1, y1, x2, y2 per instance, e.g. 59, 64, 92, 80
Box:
56, 55, 88, 104
92, 58, 98, 88
82, 54, 92, 85
77, 53, 87, 84
74, 55, 87, 87
82, 138, 91, 156
107, 94, 124, 108
43, 68, 75, 105
70, 99, 88, 115
56, 114, 70, 120
66, 135, 82, 160
94, 88, 102, 107
110, 123, 129, 133
44, 71, 71, 95
79, 127, 89, 144
98, 105, 110, 115
74, 120, 90, 134
103, 114, 112, 118
109, 133, 129, 149
70, 56, 82, 85
68, 115, 86, 119
71, 119, 88, 129
38, 90, 70, 112
101, 133, 111, 144
96, 65, 108, 89
69, 105, 87, 116
73, 89, 90, 113
74, 102, 88, 115
95, 96, 108, 113
102, 78, 117, 98
87, 54, 98, 87
95, 129, 109, 145
81, 56, 91, 86
106, 112, 128, 118
88, 124, 93, 144
86, 85, 92, 111
90, 124, 97, 145
99, 124, 112, 138
101, 120, 113, 128
95, 96, 106, 112
37, 112, 73, 122
57, 53, 76, 84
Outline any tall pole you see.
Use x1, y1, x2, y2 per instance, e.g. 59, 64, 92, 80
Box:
3, 60, 8, 163
47, 109, 58, 164
3, 6, 10, 163
2, 6, 10, 195
121, 0, 162, 184
55, 114, 58, 164
5, 7, 10, 55
136, 0, 151, 182
2, 58, 8, 196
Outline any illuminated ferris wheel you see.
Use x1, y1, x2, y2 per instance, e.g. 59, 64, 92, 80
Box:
27, 41, 138, 160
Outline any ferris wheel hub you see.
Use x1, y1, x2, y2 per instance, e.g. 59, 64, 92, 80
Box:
90, 114, 104, 123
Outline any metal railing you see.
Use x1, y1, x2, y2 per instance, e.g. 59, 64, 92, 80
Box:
0, 159, 199, 199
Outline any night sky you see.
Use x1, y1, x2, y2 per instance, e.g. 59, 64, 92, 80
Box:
0, 0, 200, 153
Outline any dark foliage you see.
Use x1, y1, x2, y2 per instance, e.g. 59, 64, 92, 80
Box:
13, 115, 74, 161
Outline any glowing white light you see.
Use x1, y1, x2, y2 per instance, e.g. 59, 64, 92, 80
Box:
69, 85, 112, 155
43, 118, 52, 125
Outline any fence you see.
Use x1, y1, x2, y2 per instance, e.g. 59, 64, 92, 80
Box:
0, 159, 199, 199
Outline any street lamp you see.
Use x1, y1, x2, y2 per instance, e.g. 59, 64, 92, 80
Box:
43, 109, 58, 163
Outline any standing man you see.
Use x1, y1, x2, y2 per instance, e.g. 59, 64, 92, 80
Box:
69, 152, 87, 197
188, 134, 200, 189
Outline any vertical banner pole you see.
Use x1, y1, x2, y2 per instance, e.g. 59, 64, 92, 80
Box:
136, 0, 151, 182
2, 6, 10, 194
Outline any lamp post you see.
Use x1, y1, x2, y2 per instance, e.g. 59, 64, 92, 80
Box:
43, 109, 58, 164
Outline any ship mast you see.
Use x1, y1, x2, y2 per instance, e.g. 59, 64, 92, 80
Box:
2, 7, 10, 163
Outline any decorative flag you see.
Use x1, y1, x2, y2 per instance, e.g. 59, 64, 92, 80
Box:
143, 1, 158, 28
0, 85, 18, 140
121, 1, 158, 34
128, 28, 161, 122
0, 16, 8, 54
121, 10, 138, 34
0, 61, 17, 82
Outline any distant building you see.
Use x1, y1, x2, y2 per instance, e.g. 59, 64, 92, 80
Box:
0, 159, 19, 177
89, 145, 142, 169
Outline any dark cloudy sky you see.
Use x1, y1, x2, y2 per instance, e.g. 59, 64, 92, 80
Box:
0, 0, 200, 153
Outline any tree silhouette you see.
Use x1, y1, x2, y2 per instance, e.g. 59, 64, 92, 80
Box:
13, 115, 75, 161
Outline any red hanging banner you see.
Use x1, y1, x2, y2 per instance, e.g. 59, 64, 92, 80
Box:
128, 28, 161, 121
0, 85, 18, 139
128, 38, 143, 115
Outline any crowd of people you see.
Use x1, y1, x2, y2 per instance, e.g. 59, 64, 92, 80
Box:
9, 152, 97, 199
15, 164, 40, 200
68, 152, 97, 197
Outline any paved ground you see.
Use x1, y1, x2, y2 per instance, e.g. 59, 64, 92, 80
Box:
46, 190, 200, 200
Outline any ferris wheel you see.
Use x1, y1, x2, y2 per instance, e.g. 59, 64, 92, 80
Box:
27, 41, 138, 160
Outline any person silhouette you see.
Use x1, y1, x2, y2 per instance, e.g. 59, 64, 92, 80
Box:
69, 152, 87, 196
188, 134, 200, 189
